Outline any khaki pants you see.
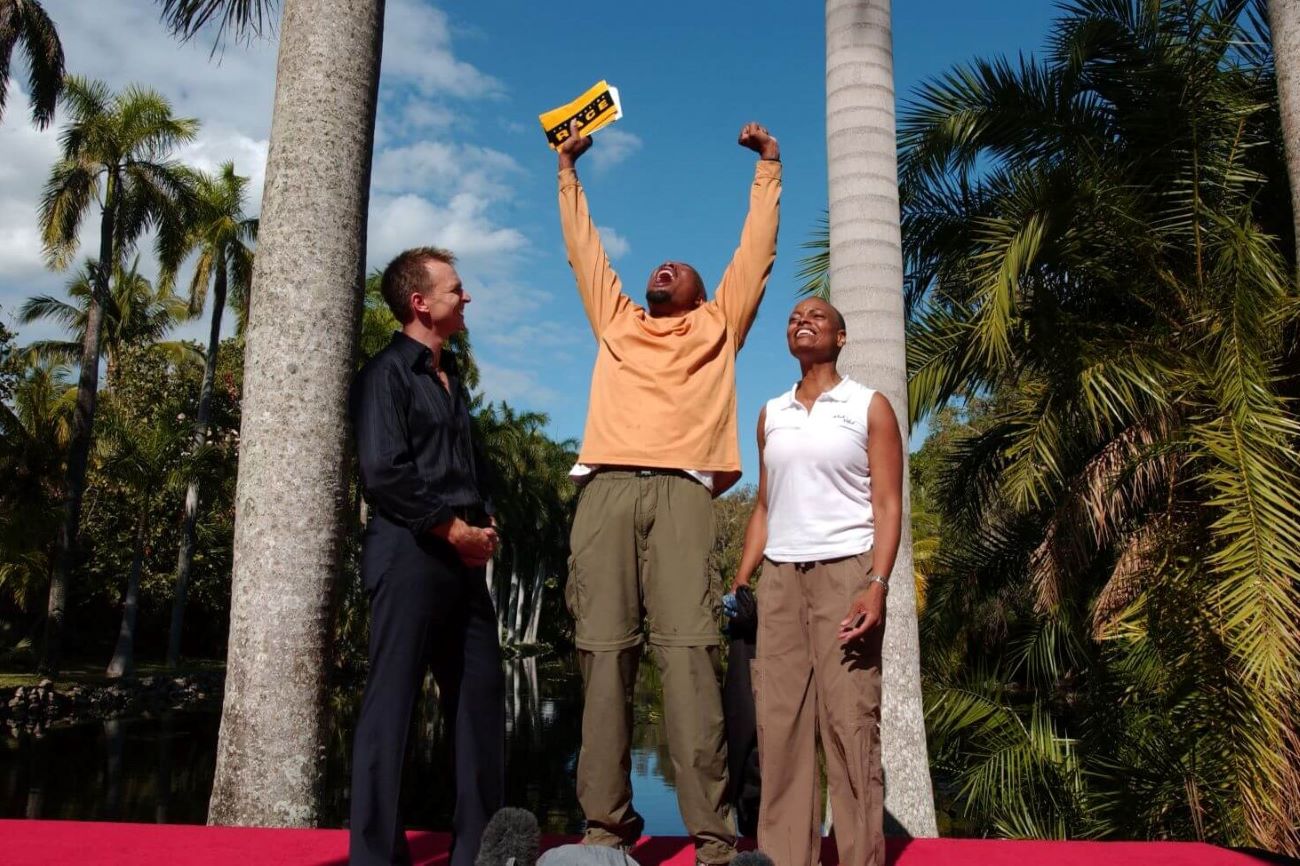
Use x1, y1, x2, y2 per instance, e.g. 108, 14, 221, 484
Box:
566, 471, 735, 864
753, 553, 884, 866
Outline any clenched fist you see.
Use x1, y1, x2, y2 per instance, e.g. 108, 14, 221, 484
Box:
738, 122, 779, 161
558, 119, 593, 170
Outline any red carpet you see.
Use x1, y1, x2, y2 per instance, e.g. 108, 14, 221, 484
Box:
0, 819, 1279, 866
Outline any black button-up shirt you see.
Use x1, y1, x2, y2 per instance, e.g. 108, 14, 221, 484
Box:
350, 332, 492, 538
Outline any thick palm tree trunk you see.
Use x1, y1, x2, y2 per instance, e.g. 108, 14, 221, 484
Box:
107, 510, 146, 679
825, 0, 937, 836
41, 172, 117, 675
207, 0, 384, 826
1270, 0, 1300, 259
169, 259, 227, 669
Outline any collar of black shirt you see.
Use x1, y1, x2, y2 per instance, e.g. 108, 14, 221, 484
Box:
389, 331, 462, 378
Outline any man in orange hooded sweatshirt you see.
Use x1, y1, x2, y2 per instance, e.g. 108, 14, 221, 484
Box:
556, 118, 780, 864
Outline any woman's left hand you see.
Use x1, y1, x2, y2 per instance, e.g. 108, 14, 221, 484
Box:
838, 583, 886, 643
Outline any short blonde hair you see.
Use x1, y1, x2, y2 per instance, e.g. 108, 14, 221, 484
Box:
380, 246, 457, 322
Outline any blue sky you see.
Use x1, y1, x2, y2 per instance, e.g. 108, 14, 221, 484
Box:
428, 0, 1059, 478
0, 0, 1061, 483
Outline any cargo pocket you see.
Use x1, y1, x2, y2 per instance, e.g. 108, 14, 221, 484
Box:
564, 554, 582, 620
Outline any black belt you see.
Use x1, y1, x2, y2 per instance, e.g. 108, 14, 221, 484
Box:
599, 466, 696, 481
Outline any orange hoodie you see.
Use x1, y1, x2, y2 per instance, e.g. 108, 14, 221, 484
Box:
557, 160, 781, 473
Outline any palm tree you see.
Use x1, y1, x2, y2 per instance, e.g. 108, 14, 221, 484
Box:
37, 75, 197, 673
474, 404, 576, 647
0, 0, 65, 128
824, 0, 938, 835
0, 358, 72, 620
19, 256, 197, 387
165, 162, 256, 670
159, 0, 386, 825
899, 0, 1299, 851
95, 401, 198, 679
1269, 0, 1300, 257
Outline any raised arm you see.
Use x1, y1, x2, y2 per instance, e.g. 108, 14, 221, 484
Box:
715, 123, 782, 347
557, 120, 628, 337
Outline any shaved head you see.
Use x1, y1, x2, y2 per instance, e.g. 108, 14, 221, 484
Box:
806, 297, 846, 332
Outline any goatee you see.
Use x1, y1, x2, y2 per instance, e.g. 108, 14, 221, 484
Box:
646, 289, 671, 304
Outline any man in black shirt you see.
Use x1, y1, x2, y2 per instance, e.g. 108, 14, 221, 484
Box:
349, 246, 503, 866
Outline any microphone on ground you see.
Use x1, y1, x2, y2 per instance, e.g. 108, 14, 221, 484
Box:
476, 807, 541, 866
732, 851, 776, 866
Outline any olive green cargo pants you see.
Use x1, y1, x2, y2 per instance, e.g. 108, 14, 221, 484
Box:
566, 471, 735, 864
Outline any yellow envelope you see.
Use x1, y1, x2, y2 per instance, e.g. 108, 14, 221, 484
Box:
538, 80, 623, 149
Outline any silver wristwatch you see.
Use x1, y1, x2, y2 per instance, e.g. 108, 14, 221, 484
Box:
867, 573, 890, 592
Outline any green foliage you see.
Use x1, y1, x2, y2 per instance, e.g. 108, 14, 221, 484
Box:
40, 76, 198, 274
72, 343, 241, 661
158, 0, 277, 48
0, 0, 66, 128
709, 484, 756, 586
0, 308, 18, 403
18, 256, 199, 383
893, 0, 1300, 852
168, 161, 257, 331
796, 214, 830, 300
476, 401, 577, 646
0, 357, 72, 622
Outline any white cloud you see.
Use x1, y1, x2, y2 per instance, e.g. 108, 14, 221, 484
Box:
40, 0, 279, 138
372, 141, 520, 199
367, 192, 527, 271
588, 128, 642, 172
381, 1, 504, 100
0, 103, 60, 281
596, 225, 630, 259
177, 128, 271, 208
477, 359, 560, 405
2, 1, 566, 402
397, 101, 456, 132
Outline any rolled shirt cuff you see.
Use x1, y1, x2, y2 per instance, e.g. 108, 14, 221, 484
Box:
412, 503, 455, 538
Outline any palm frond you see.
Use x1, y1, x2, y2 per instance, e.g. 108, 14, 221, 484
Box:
158, 0, 278, 48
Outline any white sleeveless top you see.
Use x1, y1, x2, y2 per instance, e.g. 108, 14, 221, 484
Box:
763, 377, 875, 562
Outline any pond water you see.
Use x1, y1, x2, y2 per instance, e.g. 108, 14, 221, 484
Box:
0, 656, 686, 834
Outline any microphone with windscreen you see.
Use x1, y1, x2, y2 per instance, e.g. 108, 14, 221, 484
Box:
731, 851, 776, 866
475, 807, 541, 866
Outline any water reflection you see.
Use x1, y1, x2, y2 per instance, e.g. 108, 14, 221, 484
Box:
0, 656, 685, 833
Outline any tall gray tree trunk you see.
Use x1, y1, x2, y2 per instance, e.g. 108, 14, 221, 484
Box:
503, 564, 520, 641
524, 565, 544, 645
511, 565, 527, 642
1270, 0, 1300, 259
107, 510, 146, 678
41, 171, 118, 675
825, 0, 937, 836
169, 256, 228, 669
207, 0, 384, 826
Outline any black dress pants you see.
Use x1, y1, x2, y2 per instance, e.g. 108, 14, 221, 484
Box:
349, 517, 504, 866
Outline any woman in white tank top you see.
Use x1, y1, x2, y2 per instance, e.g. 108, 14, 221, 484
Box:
728, 298, 904, 866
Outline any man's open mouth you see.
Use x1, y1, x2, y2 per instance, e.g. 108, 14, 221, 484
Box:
652, 265, 675, 287
795, 326, 816, 338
